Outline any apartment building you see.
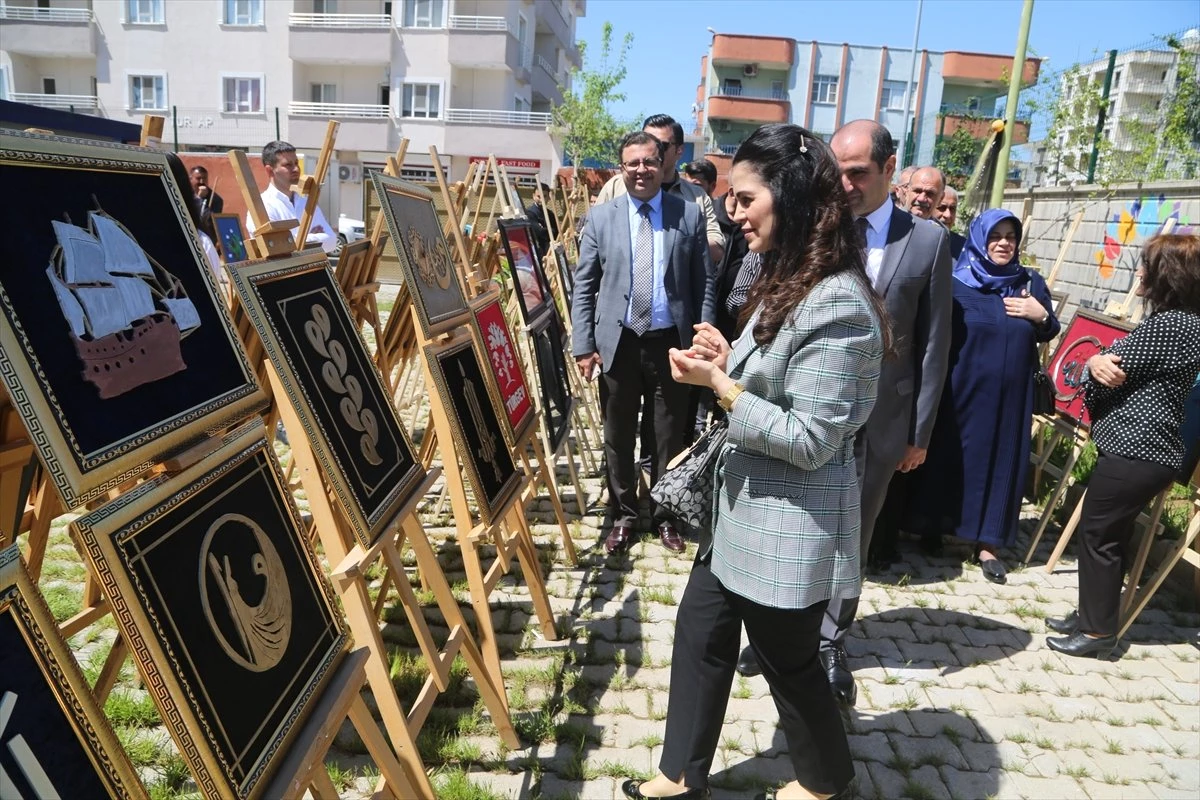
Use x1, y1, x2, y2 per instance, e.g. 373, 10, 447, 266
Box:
0, 0, 584, 219
693, 32, 1039, 180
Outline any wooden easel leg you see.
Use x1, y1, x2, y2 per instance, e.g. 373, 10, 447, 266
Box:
528, 444, 576, 565
1024, 433, 1083, 564
1119, 491, 1168, 618
92, 632, 128, 707
22, 475, 59, 582
507, 506, 559, 641
563, 433, 588, 518
1118, 508, 1200, 639
349, 694, 415, 800
459, 535, 506, 702
1045, 489, 1088, 573
307, 766, 341, 800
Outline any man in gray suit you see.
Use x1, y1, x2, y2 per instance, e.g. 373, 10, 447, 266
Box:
813, 121, 951, 704
572, 131, 715, 555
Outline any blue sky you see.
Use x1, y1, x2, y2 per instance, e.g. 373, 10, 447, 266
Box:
574, 0, 1200, 140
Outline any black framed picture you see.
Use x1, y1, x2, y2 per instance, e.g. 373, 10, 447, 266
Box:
0, 546, 148, 800
551, 241, 574, 312
529, 311, 575, 453
498, 218, 553, 326
370, 172, 468, 339
0, 130, 264, 508
229, 252, 427, 548
71, 421, 348, 800
423, 337, 521, 525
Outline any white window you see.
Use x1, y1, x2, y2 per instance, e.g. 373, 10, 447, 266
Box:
313, 0, 338, 12
401, 83, 440, 118
514, 96, 530, 113
42, 77, 57, 95
401, 0, 444, 28
311, 83, 337, 103
130, 74, 166, 110
0, 67, 10, 101
126, 0, 163, 24
770, 80, 785, 100
880, 80, 911, 111
811, 74, 838, 105
223, 76, 263, 113
224, 0, 263, 26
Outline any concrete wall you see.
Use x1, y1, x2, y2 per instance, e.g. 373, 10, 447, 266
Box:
1001, 180, 1199, 321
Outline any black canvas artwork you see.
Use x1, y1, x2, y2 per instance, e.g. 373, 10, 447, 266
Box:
552, 242, 574, 312
0, 547, 146, 800
231, 254, 426, 547
72, 426, 346, 799
498, 218, 553, 325
0, 131, 262, 507
370, 173, 468, 338
425, 340, 521, 525
529, 312, 575, 452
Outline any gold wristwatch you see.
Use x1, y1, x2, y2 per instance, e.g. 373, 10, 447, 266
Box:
718, 382, 745, 412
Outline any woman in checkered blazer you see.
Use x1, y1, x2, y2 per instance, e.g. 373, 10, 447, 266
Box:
620, 124, 888, 800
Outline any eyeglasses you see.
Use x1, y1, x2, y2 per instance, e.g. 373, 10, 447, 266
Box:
622, 158, 662, 171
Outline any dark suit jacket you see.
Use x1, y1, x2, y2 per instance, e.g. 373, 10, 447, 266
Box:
570, 191, 715, 371
861, 204, 953, 463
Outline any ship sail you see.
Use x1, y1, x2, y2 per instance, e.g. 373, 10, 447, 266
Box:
45, 265, 87, 338
91, 213, 155, 277
162, 297, 201, 333
111, 275, 157, 321
51, 220, 110, 285
73, 286, 134, 339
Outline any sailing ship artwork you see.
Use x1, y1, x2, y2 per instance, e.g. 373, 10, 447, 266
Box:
44, 206, 202, 400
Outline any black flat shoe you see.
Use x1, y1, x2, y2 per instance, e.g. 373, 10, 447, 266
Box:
1046, 610, 1078, 634
1047, 631, 1117, 659
753, 787, 852, 800
736, 645, 762, 677
978, 556, 1007, 584
820, 646, 857, 707
621, 779, 710, 800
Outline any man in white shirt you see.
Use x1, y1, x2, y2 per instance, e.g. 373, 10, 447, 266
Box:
248, 140, 336, 254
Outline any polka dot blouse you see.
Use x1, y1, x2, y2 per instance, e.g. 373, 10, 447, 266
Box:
1085, 309, 1200, 470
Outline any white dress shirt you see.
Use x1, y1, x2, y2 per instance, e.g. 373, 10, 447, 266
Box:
249, 183, 336, 254
858, 197, 895, 289
624, 190, 672, 331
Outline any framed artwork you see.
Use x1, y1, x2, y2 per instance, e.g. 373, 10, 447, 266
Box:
71, 421, 348, 800
470, 292, 535, 446
551, 242, 575, 312
0, 545, 148, 800
213, 213, 248, 264
1051, 290, 1069, 319
423, 337, 521, 525
229, 252, 426, 548
1046, 308, 1135, 427
0, 130, 265, 508
498, 218, 553, 326
509, 182, 529, 217
529, 311, 575, 453
370, 173, 468, 339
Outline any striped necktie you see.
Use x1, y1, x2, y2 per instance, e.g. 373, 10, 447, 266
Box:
629, 202, 654, 335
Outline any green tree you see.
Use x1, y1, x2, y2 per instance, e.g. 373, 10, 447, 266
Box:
552, 22, 634, 169
934, 123, 986, 188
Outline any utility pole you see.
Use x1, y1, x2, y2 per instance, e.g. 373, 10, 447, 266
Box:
990, 0, 1035, 208
897, 0, 924, 170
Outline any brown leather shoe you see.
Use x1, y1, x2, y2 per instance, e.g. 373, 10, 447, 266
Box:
605, 522, 635, 554
658, 522, 686, 554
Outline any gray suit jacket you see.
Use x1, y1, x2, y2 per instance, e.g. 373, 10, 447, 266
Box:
710, 272, 884, 609
861, 204, 953, 463
570, 192, 715, 370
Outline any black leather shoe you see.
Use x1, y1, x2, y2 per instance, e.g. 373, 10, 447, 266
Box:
1046, 610, 1079, 634
820, 645, 856, 707
605, 522, 635, 554
736, 645, 761, 677
920, 530, 944, 557
754, 786, 852, 800
620, 779, 710, 800
1047, 631, 1117, 659
979, 556, 1007, 584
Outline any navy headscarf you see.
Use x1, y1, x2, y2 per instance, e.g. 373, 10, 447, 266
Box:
952, 208, 1029, 297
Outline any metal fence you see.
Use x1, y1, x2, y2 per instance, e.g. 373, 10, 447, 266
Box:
160, 106, 282, 153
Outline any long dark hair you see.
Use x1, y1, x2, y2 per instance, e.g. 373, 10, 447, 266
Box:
734, 124, 892, 352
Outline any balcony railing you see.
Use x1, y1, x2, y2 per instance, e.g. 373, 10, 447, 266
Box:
11, 92, 98, 111
1124, 79, 1166, 94
448, 15, 508, 31
0, 6, 92, 22
713, 143, 740, 155
716, 85, 786, 101
537, 54, 556, 76
289, 13, 390, 27
444, 108, 552, 126
289, 102, 389, 118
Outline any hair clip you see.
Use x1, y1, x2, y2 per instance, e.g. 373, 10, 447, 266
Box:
798, 136, 808, 154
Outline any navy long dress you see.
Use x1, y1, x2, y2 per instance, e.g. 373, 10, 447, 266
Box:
909, 270, 1060, 547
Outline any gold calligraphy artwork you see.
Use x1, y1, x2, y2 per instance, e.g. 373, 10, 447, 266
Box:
459, 361, 501, 481
304, 302, 383, 466
407, 226, 453, 290
199, 514, 292, 673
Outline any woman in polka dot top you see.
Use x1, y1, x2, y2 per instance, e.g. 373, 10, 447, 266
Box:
1047, 233, 1200, 658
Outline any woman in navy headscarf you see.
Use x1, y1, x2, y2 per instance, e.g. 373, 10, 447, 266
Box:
907, 208, 1060, 583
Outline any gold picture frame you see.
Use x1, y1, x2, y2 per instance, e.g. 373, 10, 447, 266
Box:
0, 545, 148, 800
0, 130, 265, 509
70, 420, 348, 800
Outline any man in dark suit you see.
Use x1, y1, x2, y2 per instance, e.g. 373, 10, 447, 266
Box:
819, 121, 952, 704
189, 165, 223, 241
571, 131, 715, 555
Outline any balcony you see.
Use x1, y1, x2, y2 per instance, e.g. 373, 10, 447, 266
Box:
939, 112, 1030, 145
289, 13, 391, 64
0, 4, 95, 57
288, 102, 390, 151
443, 108, 551, 126
441, 108, 554, 160
707, 95, 788, 125
10, 92, 99, 113
447, 17, 521, 71
715, 84, 787, 101
711, 34, 794, 70
533, 54, 562, 103
448, 15, 507, 30
1123, 78, 1166, 95
943, 51, 1040, 88
535, 0, 571, 48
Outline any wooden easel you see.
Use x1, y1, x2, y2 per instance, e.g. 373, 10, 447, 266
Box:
1024, 414, 1090, 565
1043, 209, 1084, 289
138, 115, 164, 149
294, 121, 339, 248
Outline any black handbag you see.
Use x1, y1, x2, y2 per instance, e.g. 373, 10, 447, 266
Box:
650, 418, 728, 536
1032, 346, 1056, 417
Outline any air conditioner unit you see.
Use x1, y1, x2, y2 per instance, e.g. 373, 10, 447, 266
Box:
337, 165, 362, 183
743, 63, 758, 77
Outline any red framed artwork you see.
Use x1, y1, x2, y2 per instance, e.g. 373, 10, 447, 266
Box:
471, 294, 535, 445
1047, 308, 1135, 427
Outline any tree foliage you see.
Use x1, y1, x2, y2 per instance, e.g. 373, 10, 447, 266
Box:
552, 22, 634, 169
934, 123, 986, 188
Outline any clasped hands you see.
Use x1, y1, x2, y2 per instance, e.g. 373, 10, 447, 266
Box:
669, 323, 736, 395
1087, 353, 1126, 388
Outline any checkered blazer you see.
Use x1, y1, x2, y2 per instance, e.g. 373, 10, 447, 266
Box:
710, 271, 884, 609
